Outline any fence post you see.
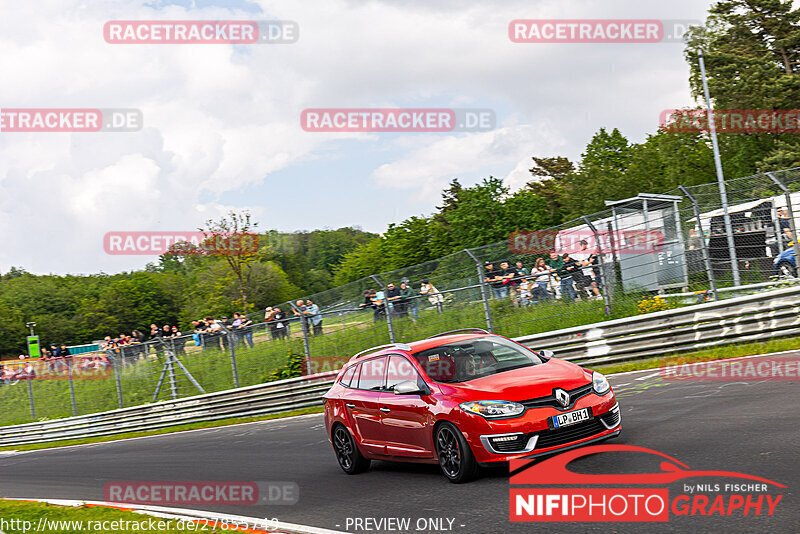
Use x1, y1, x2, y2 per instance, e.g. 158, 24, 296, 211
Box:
27, 376, 35, 421
224, 329, 240, 389
167, 350, 178, 400
699, 50, 740, 286
289, 301, 313, 375
67, 357, 78, 416
679, 185, 718, 301
766, 172, 800, 274
370, 275, 396, 343
112, 353, 124, 409
581, 217, 612, 316
464, 248, 494, 332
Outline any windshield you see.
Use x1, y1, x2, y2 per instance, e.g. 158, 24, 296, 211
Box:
412, 336, 545, 383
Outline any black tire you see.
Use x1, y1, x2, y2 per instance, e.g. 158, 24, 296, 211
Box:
777, 261, 797, 278
434, 422, 478, 483
332, 424, 370, 475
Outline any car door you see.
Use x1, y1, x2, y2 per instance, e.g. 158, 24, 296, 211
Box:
344, 356, 388, 455
379, 355, 435, 458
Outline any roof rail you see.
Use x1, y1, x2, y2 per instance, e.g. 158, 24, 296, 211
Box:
352, 343, 412, 359
426, 328, 490, 339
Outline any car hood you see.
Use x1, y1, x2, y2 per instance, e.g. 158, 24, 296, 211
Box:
436, 358, 592, 402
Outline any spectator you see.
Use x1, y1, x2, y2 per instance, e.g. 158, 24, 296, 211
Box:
572, 240, 601, 300
420, 279, 444, 314
546, 250, 564, 299
220, 316, 232, 351
515, 260, 530, 277
270, 307, 288, 339
371, 289, 387, 321
484, 262, 506, 299
558, 252, 579, 301
386, 282, 405, 317
500, 260, 520, 307
777, 208, 794, 242
170, 326, 186, 356
397, 282, 412, 319
233, 312, 255, 347
687, 228, 704, 250
304, 300, 323, 336
531, 257, 554, 303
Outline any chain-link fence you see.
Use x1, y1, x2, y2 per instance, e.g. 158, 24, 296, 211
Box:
2, 167, 799, 426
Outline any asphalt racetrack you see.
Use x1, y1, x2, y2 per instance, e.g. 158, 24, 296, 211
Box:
0, 352, 797, 534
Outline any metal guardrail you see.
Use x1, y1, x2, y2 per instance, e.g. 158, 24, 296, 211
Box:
2, 284, 799, 447
0, 372, 338, 447
515, 284, 800, 366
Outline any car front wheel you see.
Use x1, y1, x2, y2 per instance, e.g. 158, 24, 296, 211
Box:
435, 422, 478, 483
332, 424, 370, 475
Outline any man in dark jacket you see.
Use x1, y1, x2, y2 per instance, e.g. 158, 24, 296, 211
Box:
558, 252, 579, 301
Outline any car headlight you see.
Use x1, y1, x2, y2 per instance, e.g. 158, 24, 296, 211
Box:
459, 400, 525, 418
593, 371, 610, 395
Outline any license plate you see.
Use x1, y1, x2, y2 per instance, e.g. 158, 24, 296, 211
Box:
552, 408, 590, 428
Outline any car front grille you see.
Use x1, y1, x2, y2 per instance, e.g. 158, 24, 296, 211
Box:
534, 418, 607, 449
520, 383, 593, 410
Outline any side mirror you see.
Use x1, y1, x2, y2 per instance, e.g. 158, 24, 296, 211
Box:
539, 349, 555, 359
394, 380, 427, 395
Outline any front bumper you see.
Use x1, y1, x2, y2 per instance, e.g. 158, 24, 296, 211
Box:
464, 393, 620, 463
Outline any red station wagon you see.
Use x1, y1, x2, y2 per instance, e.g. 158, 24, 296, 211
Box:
323, 329, 621, 482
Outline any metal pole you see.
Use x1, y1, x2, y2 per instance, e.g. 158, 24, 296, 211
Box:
225, 330, 240, 388
464, 249, 494, 332
27, 376, 35, 421
699, 49, 740, 285
67, 357, 78, 416
167, 351, 178, 400
679, 185, 718, 300
370, 275, 396, 343
289, 301, 313, 374
766, 172, 800, 273
581, 217, 612, 316
112, 353, 124, 409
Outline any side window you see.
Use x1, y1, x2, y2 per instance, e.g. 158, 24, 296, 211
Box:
356, 356, 387, 391
386, 355, 425, 391
339, 365, 356, 388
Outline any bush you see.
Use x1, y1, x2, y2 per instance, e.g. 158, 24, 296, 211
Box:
636, 295, 672, 314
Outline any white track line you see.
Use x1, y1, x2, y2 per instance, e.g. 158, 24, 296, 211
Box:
2, 498, 347, 534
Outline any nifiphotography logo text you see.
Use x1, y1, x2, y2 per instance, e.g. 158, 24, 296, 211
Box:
509, 444, 785, 522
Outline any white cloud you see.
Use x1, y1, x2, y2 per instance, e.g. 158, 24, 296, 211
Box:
0, 0, 714, 274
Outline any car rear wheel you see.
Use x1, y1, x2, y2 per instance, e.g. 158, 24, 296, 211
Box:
435, 422, 478, 483
332, 424, 370, 475
777, 261, 797, 278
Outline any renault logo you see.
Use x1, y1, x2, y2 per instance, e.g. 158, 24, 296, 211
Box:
554, 388, 570, 407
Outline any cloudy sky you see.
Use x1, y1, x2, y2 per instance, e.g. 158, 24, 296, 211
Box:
0, 0, 717, 275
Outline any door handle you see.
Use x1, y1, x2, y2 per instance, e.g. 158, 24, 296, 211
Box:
380, 407, 390, 413
345, 403, 355, 409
